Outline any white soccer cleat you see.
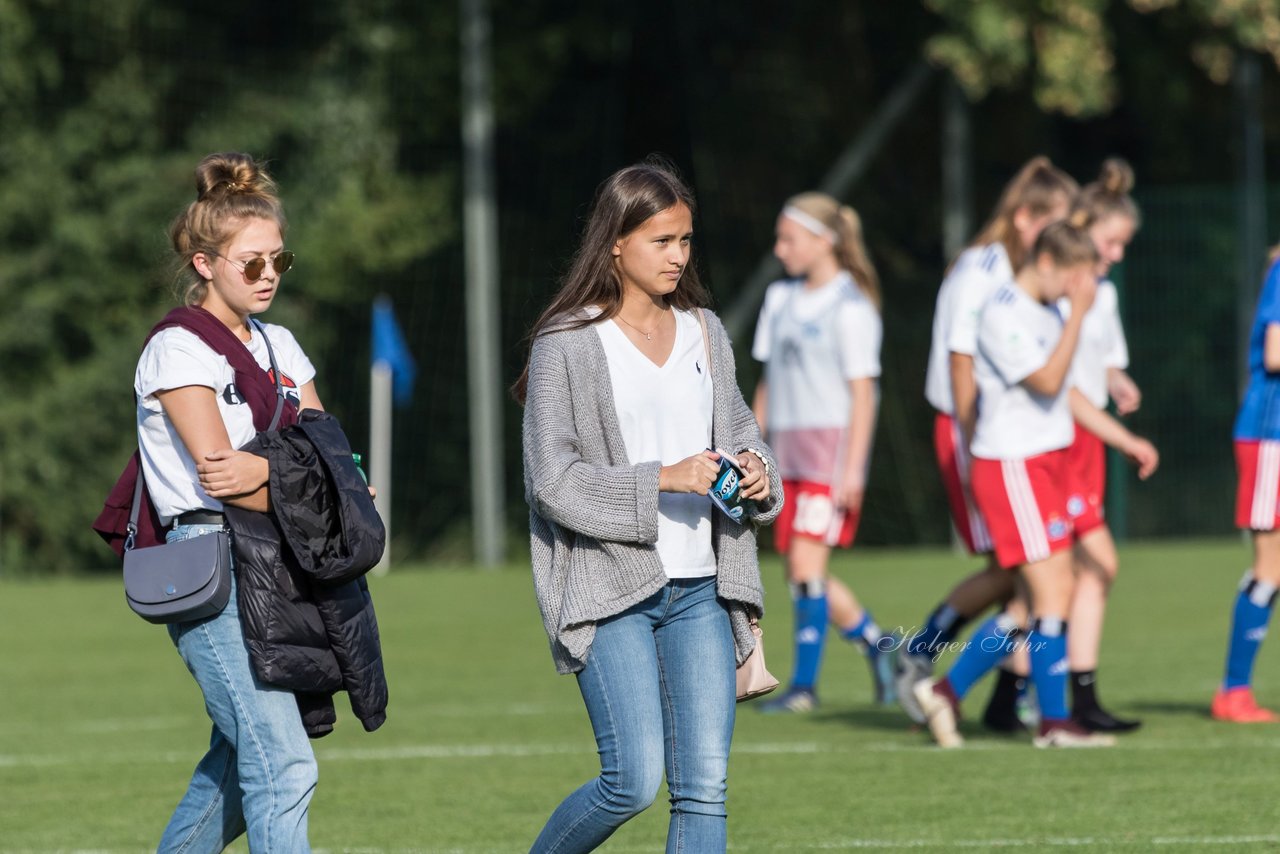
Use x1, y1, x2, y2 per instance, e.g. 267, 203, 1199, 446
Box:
914, 679, 964, 749
1033, 720, 1117, 748
896, 652, 933, 724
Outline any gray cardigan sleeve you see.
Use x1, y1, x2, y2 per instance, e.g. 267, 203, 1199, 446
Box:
706, 312, 784, 526
523, 333, 661, 544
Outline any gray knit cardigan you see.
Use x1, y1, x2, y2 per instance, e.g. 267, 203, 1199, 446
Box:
523, 308, 783, 674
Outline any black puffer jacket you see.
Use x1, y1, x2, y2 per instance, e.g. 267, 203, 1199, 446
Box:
225, 410, 388, 738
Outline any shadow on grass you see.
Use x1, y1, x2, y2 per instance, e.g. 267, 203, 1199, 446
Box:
804, 706, 927, 733
1128, 700, 1213, 718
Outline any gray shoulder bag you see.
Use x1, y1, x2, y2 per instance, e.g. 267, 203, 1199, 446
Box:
122, 320, 286, 624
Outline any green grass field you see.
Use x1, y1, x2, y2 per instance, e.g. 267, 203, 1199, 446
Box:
3, 539, 1278, 852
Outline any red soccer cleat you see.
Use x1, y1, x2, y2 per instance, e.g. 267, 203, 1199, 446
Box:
1211, 686, 1280, 723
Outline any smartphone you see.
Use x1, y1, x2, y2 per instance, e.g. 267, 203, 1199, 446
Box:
708, 449, 754, 524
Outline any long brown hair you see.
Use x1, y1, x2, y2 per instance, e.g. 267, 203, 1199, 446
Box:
511, 158, 710, 404
968, 156, 1078, 271
784, 192, 882, 311
169, 152, 286, 305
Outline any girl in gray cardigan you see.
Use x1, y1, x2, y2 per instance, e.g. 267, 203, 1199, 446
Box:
514, 159, 782, 854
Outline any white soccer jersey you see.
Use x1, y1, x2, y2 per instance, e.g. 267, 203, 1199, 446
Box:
924, 243, 1013, 414
971, 284, 1075, 460
752, 272, 881, 484
135, 323, 316, 525
1059, 279, 1129, 409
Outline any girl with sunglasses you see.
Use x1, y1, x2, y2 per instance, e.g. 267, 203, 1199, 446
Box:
515, 158, 780, 853
139, 152, 321, 850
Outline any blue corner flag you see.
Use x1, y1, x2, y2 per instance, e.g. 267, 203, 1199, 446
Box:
372, 296, 416, 406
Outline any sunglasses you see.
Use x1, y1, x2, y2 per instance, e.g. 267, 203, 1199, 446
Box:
210, 250, 295, 283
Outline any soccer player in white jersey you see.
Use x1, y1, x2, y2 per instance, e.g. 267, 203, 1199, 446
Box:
898, 158, 1078, 730
913, 222, 1158, 748
1057, 159, 1152, 732
751, 192, 891, 712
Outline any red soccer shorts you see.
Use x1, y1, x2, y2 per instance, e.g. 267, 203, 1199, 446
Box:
774, 479, 860, 554
933, 412, 994, 554
1065, 426, 1106, 538
1236, 439, 1280, 531
970, 449, 1074, 569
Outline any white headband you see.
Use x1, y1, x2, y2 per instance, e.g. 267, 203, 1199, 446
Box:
782, 205, 837, 242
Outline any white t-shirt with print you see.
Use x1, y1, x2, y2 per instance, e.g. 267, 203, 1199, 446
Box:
752, 272, 881, 484
1059, 279, 1129, 409
971, 284, 1075, 460
596, 309, 715, 579
924, 243, 1013, 414
134, 322, 316, 525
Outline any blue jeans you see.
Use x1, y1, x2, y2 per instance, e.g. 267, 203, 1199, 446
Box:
157, 523, 317, 853
530, 576, 736, 854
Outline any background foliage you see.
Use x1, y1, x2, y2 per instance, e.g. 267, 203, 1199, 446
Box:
3, 0, 1280, 571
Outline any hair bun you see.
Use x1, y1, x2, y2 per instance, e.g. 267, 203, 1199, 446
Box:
1099, 157, 1134, 196
194, 152, 272, 201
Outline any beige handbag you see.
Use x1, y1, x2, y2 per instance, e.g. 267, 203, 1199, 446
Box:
736, 621, 780, 702
695, 309, 780, 702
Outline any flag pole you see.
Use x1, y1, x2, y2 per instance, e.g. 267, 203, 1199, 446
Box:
370, 360, 393, 575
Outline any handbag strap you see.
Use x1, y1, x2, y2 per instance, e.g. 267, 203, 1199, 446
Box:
125, 320, 286, 552
252, 318, 288, 432
696, 308, 713, 381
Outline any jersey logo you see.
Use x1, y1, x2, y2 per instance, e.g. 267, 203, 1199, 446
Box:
268, 369, 301, 407
222, 383, 245, 405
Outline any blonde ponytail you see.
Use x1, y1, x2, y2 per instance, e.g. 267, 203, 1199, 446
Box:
834, 204, 881, 311
967, 156, 1078, 270
783, 192, 882, 312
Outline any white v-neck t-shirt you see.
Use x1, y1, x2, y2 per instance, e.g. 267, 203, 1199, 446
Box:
596, 308, 716, 578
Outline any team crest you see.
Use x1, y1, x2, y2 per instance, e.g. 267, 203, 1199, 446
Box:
1046, 515, 1070, 541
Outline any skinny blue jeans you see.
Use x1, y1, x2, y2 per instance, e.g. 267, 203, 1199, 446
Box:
157, 523, 317, 853
531, 575, 736, 854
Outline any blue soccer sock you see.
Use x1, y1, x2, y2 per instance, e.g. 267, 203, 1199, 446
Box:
790, 581, 828, 691
907, 603, 962, 657
841, 610, 884, 657
1029, 617, 1069, 721
946, 612, 1020, 699
1225, 572, 1278, 690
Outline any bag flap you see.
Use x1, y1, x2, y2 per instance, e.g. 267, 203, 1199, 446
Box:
123, 534, 227, 605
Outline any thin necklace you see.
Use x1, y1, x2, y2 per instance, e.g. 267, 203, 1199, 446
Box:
615, 310, 665, 341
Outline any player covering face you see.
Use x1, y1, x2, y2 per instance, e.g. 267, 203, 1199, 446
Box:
913, 222, 1157, 749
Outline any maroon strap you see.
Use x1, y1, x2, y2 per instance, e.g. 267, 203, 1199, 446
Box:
150, 306, 298, 432
93, 308, 300, 556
